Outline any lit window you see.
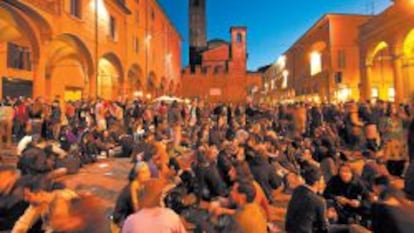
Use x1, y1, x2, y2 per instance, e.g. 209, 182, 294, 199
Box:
277, 55, 286, 68
70, 0, 82, 18
371, 87, 379, 98
310, 51, 322, 76
388, 87, 395, 102
337, 88, 351, 102
282, 70, 289, 89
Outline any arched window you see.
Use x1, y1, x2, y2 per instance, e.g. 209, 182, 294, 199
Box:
214, 66, 221, 74
236, 33, 243, 43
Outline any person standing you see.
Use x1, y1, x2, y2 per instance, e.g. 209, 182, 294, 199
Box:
50, 100, 62, 140
95, 98, 107, 132
0, 100, 14, 148
381, 104, 407, 177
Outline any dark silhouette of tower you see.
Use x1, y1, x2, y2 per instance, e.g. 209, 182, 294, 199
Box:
189, 0, 207, 69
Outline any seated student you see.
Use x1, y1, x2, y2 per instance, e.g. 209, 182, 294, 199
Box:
118, 133, 135, 158
0, 166, 42, 232
17, 137, 54, 176
230, 181, 267, 233
228, 161, 270, 219
122, 179, 187, 233
112, 162, 151, 228
79, 131, 98, 164
247, 146, 282, 204
361, 150, 390, 190
58, 126, 78, 152
95, 130, 117, 157
193, 146, 227, 201
371, 176, 414, 233
324, 164, 371, 225
14, 180, 107, 233
285, 167, 329, 233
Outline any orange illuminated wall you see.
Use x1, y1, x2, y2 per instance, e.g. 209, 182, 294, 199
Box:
0, 0, 182, 100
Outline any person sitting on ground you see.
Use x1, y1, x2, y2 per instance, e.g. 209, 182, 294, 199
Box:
17, 137, 54, 176
285, 166, 329, 233
193, 145, 227, 201
230, 181, 267, 233
13, 180, 107, 233
0, 166, 43, 232
112, 161, 152, 228
323, 164, 371, 225
121, 179, 187, 233
371, 176, 414, 233
228, 161, 271, 219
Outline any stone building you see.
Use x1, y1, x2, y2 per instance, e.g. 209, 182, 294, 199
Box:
359, 0, 414, 103
0, 0, 182, 101
181, 0, 262, 103
280, 14, 371, 103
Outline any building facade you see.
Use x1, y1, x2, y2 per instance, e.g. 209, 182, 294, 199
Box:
279, 14, 371, 103
0, 0, 182, 101
181, 0, 262, 103
359, 0, 414, 103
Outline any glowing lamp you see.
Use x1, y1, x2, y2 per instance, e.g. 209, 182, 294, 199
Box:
134, 91, 143, 97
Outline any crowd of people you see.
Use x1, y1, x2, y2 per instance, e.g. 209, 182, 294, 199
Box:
1, 95, 414, 233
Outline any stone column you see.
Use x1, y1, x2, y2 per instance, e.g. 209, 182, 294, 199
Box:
392, 55, 404, 103
122, 78, 128, 98
32, 54, 46, 98
0, 42, 7, 99
89, 71, 97, 100
363, 64, 373, 101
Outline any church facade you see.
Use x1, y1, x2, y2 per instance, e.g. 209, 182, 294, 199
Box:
181, 0, 262, 103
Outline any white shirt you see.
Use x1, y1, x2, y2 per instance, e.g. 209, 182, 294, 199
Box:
122, 207, 186, 233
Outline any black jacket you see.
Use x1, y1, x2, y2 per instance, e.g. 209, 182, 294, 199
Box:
17, 146, 52, 175
194, 162, 227, 201
286, 185, 328, 233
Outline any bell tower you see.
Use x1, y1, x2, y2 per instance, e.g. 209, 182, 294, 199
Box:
189, 0, 207, 68
230, 27, 247, 72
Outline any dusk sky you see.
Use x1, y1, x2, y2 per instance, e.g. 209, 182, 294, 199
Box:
157, 0, 392, 70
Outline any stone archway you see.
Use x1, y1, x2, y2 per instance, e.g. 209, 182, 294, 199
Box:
45, 34, 94, 101
127, 64, 143, 97
402, 29, 414, 100
168, 80, 175, 95
98, 53, 124, 100
159, 76, 168, 95
0, 3, 44, 98
0, 0, 52, 97
147, 71, 157, 98
367, 41, 395, 101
